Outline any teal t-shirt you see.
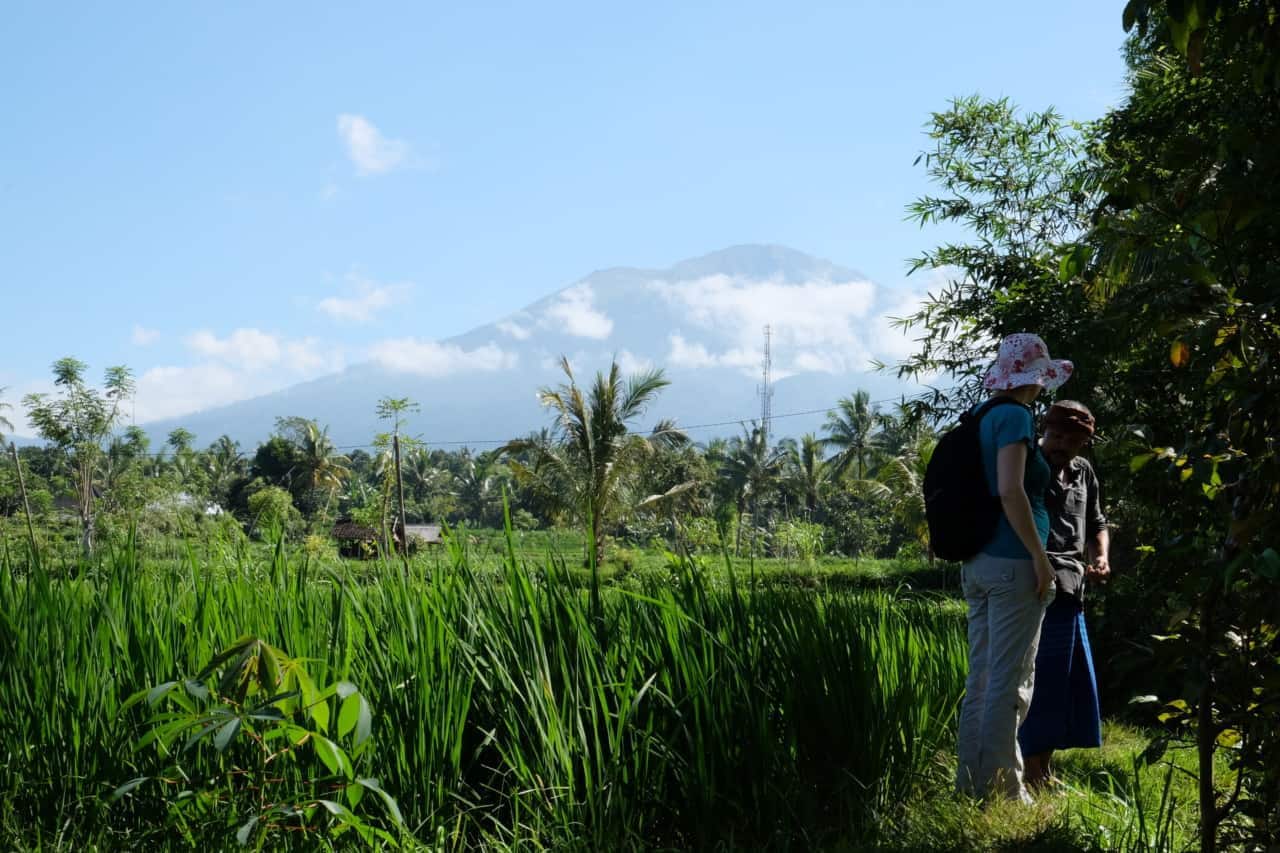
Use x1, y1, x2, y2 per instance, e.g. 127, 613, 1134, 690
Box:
975, 402, 1051, 558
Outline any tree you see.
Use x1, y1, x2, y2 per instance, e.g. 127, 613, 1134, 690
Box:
717, 423, 785, 555
166, 428, 195, 456
293, 421, 351, 524
376, 397, 419, 550
402, 447, 436, 504
1080, 5, 1280, 846
893, 97, 1093, 417
897, 8, 1280, 844
501, 428, 567, 526
247, 485, 299, 537
452, 449, 500, 526
23, 358, 134, 555
204, 435, 245, 509
0, 386, 14, 444
873, 402, 927, 459
250, 437, 302, 490
821, 390, 880, 481
502, 357, 678, 579
779, 433, 829, 516
863, 435, 936, 559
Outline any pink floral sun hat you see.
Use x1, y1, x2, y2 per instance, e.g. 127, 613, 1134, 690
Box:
983, 333, 1074, 392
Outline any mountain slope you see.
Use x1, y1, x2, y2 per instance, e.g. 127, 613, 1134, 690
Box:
144, 245, 921, 448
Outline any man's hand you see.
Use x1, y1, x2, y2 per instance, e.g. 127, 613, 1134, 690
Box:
1086, 555, 1111, 584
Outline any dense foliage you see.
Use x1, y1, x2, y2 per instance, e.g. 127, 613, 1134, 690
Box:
898, 2, 1280, 847
3, 364, 935, 569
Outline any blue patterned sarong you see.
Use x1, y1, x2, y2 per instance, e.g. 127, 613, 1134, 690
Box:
1018, 596, 1102, 756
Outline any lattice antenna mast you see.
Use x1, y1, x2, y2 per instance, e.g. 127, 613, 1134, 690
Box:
758, 325, 774, 448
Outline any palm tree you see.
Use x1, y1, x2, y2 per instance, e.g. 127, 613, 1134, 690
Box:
718, 422, 785, 555
872, 402, 925, 460
861, 434, 937, 560
0, 386, 14, 445
822, 390, 879, 481
290, 421, 351, 523
142, 447, 169, 479
780, 433, 829, 516
402, 446, 438, 504
502, 356, 678, 574
453, 449, 499, 526
204, 435, 245, 507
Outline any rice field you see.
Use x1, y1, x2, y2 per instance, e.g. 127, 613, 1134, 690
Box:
0, 523, 1206, 850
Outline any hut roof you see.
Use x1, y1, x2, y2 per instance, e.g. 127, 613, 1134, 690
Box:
332, 519, 378, 541
402, 523, 444, 544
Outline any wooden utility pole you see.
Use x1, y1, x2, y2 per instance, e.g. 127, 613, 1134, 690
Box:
393, 433, 408, 554
9, 442, 37, 557
376, 396, 419, 560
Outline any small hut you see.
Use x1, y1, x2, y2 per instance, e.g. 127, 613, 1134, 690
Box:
397, 522, 444, 553
331, 518, 381, 559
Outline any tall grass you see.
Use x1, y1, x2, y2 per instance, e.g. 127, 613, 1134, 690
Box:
0, 521, 967, 850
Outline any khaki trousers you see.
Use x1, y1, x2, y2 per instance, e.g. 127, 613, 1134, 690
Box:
955, 552, 1052, 803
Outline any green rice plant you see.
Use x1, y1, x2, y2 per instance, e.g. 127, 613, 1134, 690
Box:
0, 512, 969, 850
114, 636, 407, 849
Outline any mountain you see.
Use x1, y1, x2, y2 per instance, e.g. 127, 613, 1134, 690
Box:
143, 245, 923, 449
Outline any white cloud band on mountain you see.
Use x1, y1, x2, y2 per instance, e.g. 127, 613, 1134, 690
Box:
496, 319, 533, 340
187, 328, 284, 370
128, 329, 344, 423
133, 363, 247, 423
652, 274, 880, 376
541, 283, 613, 339
369, 338, 516, 376
666, 334, 758, 371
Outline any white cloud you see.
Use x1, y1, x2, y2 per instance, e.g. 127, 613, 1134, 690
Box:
369, 338, 517, 377
284, 338, 334, 373
132, 363, 246, 422
868, 290, 930, 365
11, 326, 344, 428
615, 349, 653, 375
318, 275, 411, 323
187, 328, 282, 370
337, 114, 412, 176
666, 334, 717, 369
652, 273, 884, 376
651, 274, 875, 348
791, 350, 840, 373
130, 339, 344, 424
496, 319, 533, 340
131, 325, 160, 346
541, 283, 613, 339
666, 334, 768, 374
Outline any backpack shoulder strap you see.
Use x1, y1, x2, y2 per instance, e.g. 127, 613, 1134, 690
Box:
962, 396, 1028, 425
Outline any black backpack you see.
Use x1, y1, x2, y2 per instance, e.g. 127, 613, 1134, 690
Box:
923, 398, 1028, 562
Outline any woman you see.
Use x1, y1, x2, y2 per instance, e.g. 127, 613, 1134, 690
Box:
955, 333, 1072, 804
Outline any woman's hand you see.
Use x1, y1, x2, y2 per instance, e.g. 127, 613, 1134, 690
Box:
1033, 552, 1055, 601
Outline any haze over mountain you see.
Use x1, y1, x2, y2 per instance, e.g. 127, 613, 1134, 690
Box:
142, 245, 927, 449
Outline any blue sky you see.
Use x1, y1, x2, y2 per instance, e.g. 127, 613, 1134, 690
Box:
1, 1, 1130, 433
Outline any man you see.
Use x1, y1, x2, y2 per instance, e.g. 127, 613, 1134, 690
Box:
1019, 400, 1110, 789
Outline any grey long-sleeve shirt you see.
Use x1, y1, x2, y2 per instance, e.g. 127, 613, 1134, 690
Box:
1044, 456, 1107, 602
